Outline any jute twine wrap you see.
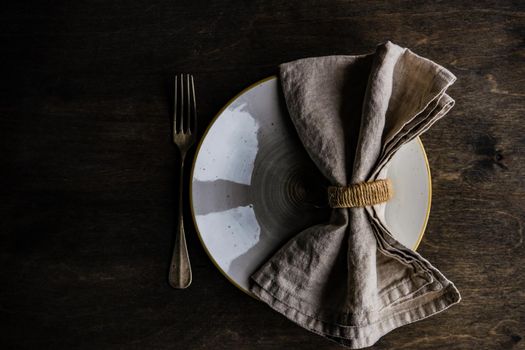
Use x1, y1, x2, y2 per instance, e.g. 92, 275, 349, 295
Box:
328, 179, 393, 208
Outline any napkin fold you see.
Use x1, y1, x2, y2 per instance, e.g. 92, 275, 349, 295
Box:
249, 41, 460, 349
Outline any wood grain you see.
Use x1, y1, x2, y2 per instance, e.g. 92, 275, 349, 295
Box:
0, 1, 523, 349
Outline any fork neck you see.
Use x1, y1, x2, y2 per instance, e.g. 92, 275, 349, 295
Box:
177, 154, 186, 220
178, 147, 189, 165
179, 153, 187, 166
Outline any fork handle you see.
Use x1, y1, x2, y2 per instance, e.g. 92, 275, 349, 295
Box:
169, 160, 192, 289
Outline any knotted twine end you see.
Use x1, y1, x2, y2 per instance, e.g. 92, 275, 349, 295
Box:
328, 179, 393, 208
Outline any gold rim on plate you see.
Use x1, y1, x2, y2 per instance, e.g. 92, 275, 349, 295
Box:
188, 76, 431, 297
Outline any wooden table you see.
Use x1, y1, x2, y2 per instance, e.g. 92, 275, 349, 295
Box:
1, 1, 523, 349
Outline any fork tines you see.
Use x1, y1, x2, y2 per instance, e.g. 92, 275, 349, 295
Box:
174, 74, 196, 135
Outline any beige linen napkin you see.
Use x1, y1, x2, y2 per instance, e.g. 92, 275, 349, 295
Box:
249, 41, 460, 349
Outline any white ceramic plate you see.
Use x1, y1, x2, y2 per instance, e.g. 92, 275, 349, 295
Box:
190, 77, 431, 294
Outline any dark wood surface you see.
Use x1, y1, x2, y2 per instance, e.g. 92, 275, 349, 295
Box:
1, 1, 524, 349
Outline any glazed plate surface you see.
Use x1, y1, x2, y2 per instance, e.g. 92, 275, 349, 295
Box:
190, 77, 431, 294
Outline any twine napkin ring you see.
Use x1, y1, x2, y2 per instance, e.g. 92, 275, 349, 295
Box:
328, 179, 393, 208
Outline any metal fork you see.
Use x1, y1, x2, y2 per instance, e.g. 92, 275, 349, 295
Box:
169, 74, 196, 289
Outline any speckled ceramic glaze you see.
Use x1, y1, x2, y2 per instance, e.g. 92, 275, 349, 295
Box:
190, 77, 431, 294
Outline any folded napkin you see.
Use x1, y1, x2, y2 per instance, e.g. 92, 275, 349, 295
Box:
249, 41, 461, 349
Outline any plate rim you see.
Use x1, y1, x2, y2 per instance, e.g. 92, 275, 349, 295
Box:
189, 75, 432, 296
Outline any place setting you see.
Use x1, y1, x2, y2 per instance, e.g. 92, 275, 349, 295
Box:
7, 2, 525, 348
170, 41, 460, 349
